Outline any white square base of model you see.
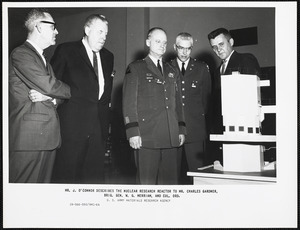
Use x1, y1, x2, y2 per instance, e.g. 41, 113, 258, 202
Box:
223, 144, 264, 172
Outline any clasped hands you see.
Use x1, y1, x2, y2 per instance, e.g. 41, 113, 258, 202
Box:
28, 89, 54, 103
129, 134, 185, 149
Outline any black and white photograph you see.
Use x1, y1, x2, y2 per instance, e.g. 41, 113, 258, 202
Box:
2, 1, 297, 228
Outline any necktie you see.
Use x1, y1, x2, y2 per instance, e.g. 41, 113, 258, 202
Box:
42, 52, 47, 67
93, 51, 98, 78
181, 62, 185, 75
220, 60, 227, 75
157, 59, 163, 75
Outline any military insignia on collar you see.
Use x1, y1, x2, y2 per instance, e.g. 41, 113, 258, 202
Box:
168, 73, 174, 78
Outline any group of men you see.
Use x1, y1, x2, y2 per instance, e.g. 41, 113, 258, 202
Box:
9, 8, 261, 185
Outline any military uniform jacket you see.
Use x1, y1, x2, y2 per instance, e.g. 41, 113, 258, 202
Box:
123, 56, 186, 148
170, 58, 211, 143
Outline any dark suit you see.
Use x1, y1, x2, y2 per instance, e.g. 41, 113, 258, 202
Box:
9, 41, 71, 183
123, 56, 186, 184
171, 58, 211, 172
50, 40, 114, 184
209, 50, 261, 163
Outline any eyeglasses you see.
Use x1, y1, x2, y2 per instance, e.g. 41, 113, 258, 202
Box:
176, 45, 192, 52
40, 20, 57, 30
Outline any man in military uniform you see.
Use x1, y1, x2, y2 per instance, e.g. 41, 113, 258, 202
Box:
170, 32, 211, 179
122, 27, 186, 185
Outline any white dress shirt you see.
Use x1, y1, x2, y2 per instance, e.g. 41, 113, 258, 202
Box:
176, 58, 190, 73
221, 50, 234, 74
82, 38, 105, 100
148, 54, 163, 73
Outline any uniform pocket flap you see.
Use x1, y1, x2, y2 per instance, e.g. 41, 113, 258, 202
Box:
23, 113, 49, 122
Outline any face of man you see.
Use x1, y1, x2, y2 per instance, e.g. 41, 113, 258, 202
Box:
146, 29, 167, 59
39, 13, 58, 48
85, 19, 108, 52
174, 39, 193, 62
209, 33, 234, 60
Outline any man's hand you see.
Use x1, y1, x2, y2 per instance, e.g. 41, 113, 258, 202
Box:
28, 89, 52, 103
179, 134, 185, 146
129, 136, 142, 149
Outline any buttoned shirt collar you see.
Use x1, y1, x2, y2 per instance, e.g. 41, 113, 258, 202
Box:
176, 57, 190, 69
148, 54, 163, 67
82, 37, 97, 59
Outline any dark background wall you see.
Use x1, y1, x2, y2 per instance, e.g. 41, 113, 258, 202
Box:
8, 7, 275, 108
8, 7, 276, 152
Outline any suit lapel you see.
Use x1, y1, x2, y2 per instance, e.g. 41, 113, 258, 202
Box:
78, 42, 97, 79
100, 49, 108, 80
184, 58, 195, 77
24, 41, 47, 71
171, 59, 180, 73
162, 61, 170, 78
224, 51, 238, 74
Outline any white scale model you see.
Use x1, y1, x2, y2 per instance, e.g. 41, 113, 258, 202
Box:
210, 72, 276, 172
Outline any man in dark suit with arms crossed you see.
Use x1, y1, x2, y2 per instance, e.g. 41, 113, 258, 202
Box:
9, 9, 71, 183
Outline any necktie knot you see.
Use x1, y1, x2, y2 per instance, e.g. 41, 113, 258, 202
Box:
181, 62, 185, 75
157, 59, 163, 75
42, 52, 47, 59
221, 59, 227, 75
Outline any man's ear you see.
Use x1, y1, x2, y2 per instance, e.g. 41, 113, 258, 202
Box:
173, 44, 177, 52
35, 23, 41, 33
146, 39, 150, 47
229, 38, 234, 47
84, 26, 90, 37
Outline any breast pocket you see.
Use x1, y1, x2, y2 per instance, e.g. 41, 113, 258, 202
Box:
23, 113, 49, 122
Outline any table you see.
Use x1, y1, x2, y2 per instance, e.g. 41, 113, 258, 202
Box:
187, 168, 276, 185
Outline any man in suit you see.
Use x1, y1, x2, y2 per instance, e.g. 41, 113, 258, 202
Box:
170, 32, 211, 180
207, 27, 261, 163
9, 9, 71, 183
123, 27, 186, 185
50, 14, 114, 184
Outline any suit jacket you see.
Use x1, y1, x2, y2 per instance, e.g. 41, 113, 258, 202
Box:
170, 58, 211, 143
123, 56, 186, 148
50, 40, 114, 141
210, 51, 261, 133
9, 41, 71, 151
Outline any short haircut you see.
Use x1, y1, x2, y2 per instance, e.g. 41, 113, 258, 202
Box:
207, 28, 232, 41
147, 27, 166, 39
175, 32, 193, 46
24, 8, 50, 34
84, 14, 108, 30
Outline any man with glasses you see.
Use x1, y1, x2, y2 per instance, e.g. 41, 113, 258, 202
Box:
170, 32, 211, 183
9, 9, 71, 183
49, 14, 114, 184
207, 27, 261, 164
123, 27, 186, 185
